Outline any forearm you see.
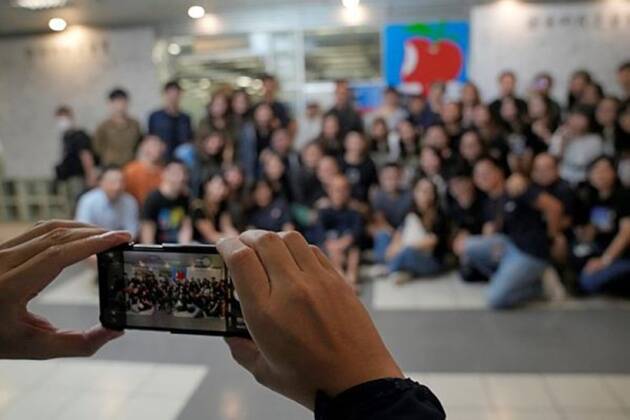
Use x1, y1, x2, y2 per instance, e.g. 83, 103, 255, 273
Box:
410, 234, 438, 252
602, 221, 630, 262
314, 378, 445, 420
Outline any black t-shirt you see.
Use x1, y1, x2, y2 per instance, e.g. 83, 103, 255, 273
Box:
142, 190, 189, 244
328, 105, 364, 137
537, 179, 577, 225
339, 157, 378, 202
247, 198, 291, 232
446, 194, 485, 236
483, 185, 550, 260
318, 206, 364, 243
190, 199, 228, 243
579, 186, 630, 256
55, 129, 92, 180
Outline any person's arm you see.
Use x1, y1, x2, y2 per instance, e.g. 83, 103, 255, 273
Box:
79, 150, 97, 187
219, 212, 240, 238
409, 234, 438, 252
195, 218, 223, 244
178, 216, 193, 244
585, 217, 630, 274
92, 124, 106, 162
140, 221, 156, 244
123, 198, 140, 240
0, 221, 130, 359
218, 230, 445, 419
532, 192, 563, 238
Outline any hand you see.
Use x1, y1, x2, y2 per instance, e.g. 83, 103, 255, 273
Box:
584, 256, 610, 274
506, 173, 529, 197
218, 230, 403, 410
0, 220, 131, 359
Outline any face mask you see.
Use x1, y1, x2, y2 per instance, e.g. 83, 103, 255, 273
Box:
57, 117, 72, 132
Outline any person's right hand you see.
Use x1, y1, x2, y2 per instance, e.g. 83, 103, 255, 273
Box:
217, 230, 403, 410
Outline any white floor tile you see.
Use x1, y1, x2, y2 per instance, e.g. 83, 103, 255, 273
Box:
445, 407, 498, 420
559, 408, 630, 420
136, 364, 208, 398
0, 359, 59, 390
494, 408, 563, 420
420, 374, 492, 409
604, 375, 630, 408
545, 375, 621, 409
51, 393, 129, 420
114, 395, 189, 420
484, 374, 555, 409
35, 266, 99, 306
0, 387, 73, 420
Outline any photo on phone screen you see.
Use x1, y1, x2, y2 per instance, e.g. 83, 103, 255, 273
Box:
98, 244, 248, 336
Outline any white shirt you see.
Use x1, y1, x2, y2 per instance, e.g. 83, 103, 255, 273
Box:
549, 133, 603, 185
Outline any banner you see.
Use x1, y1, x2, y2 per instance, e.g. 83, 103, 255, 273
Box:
384, 21, 469, 94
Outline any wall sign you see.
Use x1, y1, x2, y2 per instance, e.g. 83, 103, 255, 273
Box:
384, 21, 469, 94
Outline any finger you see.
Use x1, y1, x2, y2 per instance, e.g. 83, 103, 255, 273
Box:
0, 220, 95, 250
217, 237, 270, 306
239, 230, 300, 280
310, 245, 338, 274
277, 231, 319, 272
1, 227, 107, 269
37, 325, 124, 359
4, 230, 132, 299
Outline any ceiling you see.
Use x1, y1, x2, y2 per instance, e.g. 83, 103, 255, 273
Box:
0, 0, 590, 37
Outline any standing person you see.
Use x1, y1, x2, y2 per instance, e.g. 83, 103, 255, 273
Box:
53, 105, 98, 202
93, 88, 142, 167
190, 131, 230, 197
460, 157, 562, 309
338, 131, 378, 203
140, 160, 192, 244
197, 91, 235, 149
295, 101, 323, 151
122, 135, 165, 207
191, 175, 238, 244
75, 165, 139, 238
575, 156, 630, 296
375, 178, 448, 285
367, 87, 408, 131
148, 80, 193, 159
460, 82, 481, 129
239, 102, 275, 180
255, 74, 292, 129
525, 92, 558, 155
327, 79, 363, 137
231, 88, 252, 132
595, 96, 622, 155
489, 70, 528, 121
440, 101, 464, 149
530, 72, 562, 126
549, 105, 603, 186
567, 70, 592, 110
316, 112, 344, 157
370, 163, 413, 236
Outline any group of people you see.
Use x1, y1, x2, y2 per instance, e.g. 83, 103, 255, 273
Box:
124, 270, 227, 319
66, 62, 630, 308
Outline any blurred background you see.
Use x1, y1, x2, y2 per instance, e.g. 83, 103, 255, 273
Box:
1, 0, 630, 419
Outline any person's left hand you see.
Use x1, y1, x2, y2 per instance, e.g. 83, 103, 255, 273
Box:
584, 256, 609, 274
0, 220, 131, 359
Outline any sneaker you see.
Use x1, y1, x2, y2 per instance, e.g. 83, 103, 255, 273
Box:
365, 264, 389, 279
387, 271, 412, 285
542, 267, 567, 302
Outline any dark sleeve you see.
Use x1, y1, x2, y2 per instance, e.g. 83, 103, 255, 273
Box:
142, 192, 159, 222
179, 196, 191, 216
74, 131, 93, 152
279, 199, 292, 225
148, 112, 157, 135
315, 378, 445, 420
618, 189, 630, 218
350, 211, 364, 242
519, 184, 542, 208
184, 114, 194, 142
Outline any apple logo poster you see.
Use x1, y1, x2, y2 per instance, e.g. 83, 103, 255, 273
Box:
385, 21, 469, 94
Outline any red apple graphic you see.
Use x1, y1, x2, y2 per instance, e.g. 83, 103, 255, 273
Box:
401, 37, 463, 93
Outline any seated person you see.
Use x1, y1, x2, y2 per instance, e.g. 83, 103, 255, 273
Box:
191, 175, 238, 244
122, 135, 165, 206
460, 157, 563, 309
75, 165, 139, 238
458, 129, 486, 172
446, 167, 486, 282
140, 159, 192, 244
574, 156, 630, 296
289, 141, 325, 207
374, 178, 448, 285
246, 179, 293, 232
315, 175, 364, 288
260, 150, 293, 201
417, 146, 448, 201
338, 131, 378, 203
369, 162, 413, 244
531, 153, 576, 266
223, 164, 249, 231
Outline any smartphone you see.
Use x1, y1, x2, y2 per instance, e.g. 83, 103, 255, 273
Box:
97, 243, 248, 337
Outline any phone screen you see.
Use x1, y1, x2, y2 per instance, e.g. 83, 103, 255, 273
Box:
98, 245, 248, 336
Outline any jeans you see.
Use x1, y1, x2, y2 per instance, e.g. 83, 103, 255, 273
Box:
580, 259, 630, 295
373, 230, 442, 277
463, 234, 548, 309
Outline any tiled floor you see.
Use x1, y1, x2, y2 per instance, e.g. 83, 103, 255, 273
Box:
2, 223, 630, 419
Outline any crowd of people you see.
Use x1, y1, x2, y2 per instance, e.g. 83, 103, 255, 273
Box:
124, 269, 227, 319
65, 62, 630, 309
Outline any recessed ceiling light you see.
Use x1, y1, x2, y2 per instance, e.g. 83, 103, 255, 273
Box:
48, 17, 67, 31
12, 0, 68, 10
167, 43, 181, 55
341, 0, 360, 9
187, 5, 205, 19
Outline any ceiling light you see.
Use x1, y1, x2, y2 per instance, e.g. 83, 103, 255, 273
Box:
341, 0, 360, 9
12, 0, 67, 10
187, 5, 205, 19
48, 17, 67, 31
167, 43, 181, 55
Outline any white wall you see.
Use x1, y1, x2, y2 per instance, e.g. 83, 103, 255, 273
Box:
0, 26, 160, 177
470, 1, 630, 104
